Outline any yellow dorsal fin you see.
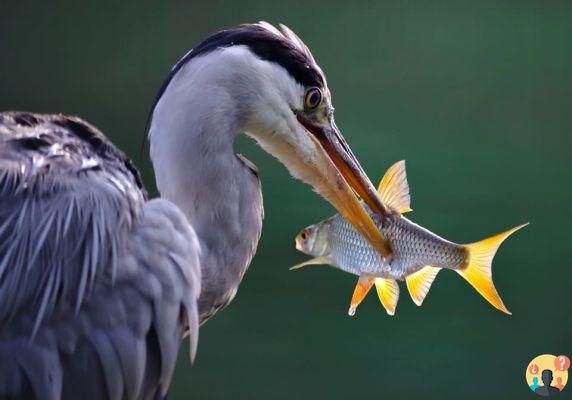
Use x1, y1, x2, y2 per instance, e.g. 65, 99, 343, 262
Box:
377, 160, 412, 213
374, 278, 400, 316
289, 256, 331, 271
348, 275, 375, 316
406, 266, 441, 306
458, 223, 528, 315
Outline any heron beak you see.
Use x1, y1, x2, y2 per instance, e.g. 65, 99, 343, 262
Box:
297, 114, 392, 257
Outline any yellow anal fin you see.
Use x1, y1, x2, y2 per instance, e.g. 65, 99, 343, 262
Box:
374, 278, 400, 316
458, 223, 528, 315
289, 256, 331, 271
406, 266, 441, 306
348, 275, 375, 316
377, 160, 412, 214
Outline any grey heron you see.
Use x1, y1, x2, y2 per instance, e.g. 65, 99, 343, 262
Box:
0, 22, 391, 399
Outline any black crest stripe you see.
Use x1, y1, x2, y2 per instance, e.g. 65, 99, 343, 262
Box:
148, 24, 323, 123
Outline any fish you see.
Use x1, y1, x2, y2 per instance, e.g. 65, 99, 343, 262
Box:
292, 160, 527, 316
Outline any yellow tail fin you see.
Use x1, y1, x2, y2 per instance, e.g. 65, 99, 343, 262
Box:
458, 223, 528, 315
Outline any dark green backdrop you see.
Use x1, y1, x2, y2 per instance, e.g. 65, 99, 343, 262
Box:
1, 1, 570, 399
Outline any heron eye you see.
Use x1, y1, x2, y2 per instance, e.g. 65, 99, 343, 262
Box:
304, 87, 322, 110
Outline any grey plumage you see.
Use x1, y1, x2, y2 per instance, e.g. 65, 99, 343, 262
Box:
0, 21, 381, 400
0, 112, 201, 399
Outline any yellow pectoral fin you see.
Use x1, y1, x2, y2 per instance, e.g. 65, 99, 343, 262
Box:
348, 275, 375, 316
377, 160, 412, 214
289, 256, 331, 271
406, 266, 441, 306
374, 278, 400, 316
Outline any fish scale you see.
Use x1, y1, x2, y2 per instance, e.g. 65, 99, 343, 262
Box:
328, 211, 466, 280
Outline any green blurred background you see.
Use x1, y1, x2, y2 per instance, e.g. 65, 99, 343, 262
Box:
1, 1, 571, 398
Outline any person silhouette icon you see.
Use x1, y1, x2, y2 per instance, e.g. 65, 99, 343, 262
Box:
530, 377, 541, 391
535, 369, 561, 397
554, 377, 564, 391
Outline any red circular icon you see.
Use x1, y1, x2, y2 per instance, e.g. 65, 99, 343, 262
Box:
555, 355, 570, 371
529, 363, 539, 374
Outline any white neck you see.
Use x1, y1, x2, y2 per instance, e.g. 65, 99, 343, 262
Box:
149, 49, 264, 321
149, 72, 238, 223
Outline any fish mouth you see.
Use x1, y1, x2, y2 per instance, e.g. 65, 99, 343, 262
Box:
294, 230, 307, 253
297, 113, 392, 257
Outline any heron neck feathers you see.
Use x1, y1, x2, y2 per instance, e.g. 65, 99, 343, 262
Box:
149, 75, 263, 322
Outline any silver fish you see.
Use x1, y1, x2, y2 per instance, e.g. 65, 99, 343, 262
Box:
292, 160, 527, 316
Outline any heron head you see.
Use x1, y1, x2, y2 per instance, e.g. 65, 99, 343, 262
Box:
238, 23, 390, 255
150, 22, 390, 256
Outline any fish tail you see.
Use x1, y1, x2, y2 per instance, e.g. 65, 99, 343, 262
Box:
457, 223, 528, 315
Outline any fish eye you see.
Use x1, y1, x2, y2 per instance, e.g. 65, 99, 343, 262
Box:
304, 87, 322, 110
300, 230, 308, 241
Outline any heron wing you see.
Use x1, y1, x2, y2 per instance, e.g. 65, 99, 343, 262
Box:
0, 112, 201, 400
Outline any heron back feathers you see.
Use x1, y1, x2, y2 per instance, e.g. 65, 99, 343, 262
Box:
0, 112, 201, 399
